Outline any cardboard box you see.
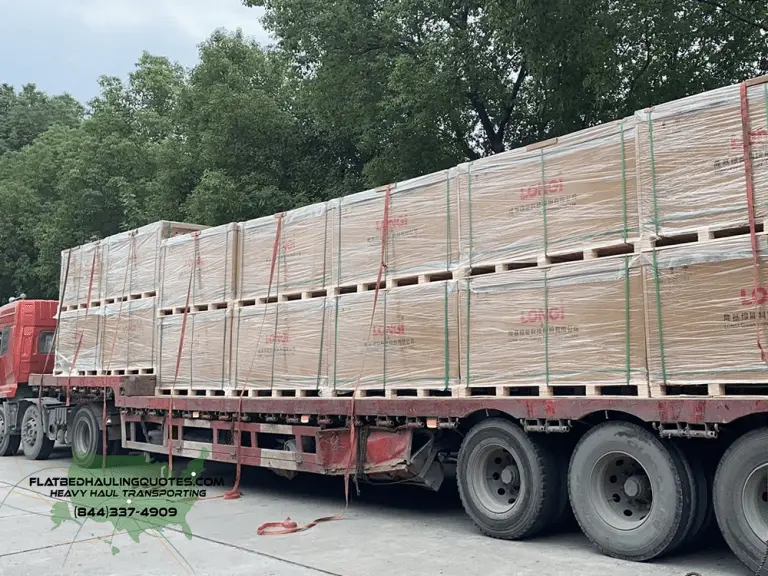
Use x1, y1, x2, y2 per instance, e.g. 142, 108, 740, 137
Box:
156, 309, 232, 390
54, 308, 102, 374
102, 221, 207, 301
239, 204, 333, 301
159, 223, 239, 310
331, 281, 460, 391
460, 256, 647, 391
644, 235, 768, 389
331, 170, 459, 286
231, 299, 332, 392
455, 118, 638, 266
99, 298, 156, 372
59, 240, 104, 308
635, 78, 768, 238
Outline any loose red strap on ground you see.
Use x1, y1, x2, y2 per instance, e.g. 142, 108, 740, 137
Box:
739, 81, 767, 362
224, 214, 284, 501
167, 232, 200, 473
66, 249, 98, 406
256, 183, 392, 535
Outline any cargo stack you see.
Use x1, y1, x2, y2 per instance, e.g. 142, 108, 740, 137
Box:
55, 75, 768, 400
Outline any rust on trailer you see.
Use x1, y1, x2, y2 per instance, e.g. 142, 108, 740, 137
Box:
318, 427, 412, 474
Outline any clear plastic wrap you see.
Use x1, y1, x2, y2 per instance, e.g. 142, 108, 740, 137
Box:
54, 308, 102, 374
635, 78, 768, 238
156, 309, 233, 390
455, 118, 637, 267
59, 240, 104, 308
643, 235, 768, 389
99, 297, 156, 372
460, 256, 647, 391
232, 299, 332, 391
159, 223, 239, 310
102, 221, 207, 301
331, 281, 460, 391
239, 204, 332, 301
331, 169, 459, 287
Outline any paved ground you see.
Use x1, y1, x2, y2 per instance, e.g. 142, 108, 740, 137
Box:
0, 447, 748, 576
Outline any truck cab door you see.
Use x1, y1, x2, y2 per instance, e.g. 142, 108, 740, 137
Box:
0, 327, 12, 389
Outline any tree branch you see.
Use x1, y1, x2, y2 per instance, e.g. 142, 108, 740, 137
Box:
693, 0, 767, 32
449, 117, 480, 161
497, 63, 528, 140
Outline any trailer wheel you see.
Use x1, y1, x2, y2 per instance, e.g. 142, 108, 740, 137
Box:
20, 403, 54, 461
713, 427, 768, 572
0, 408, 20, 456
71, 406, 103, 468
568, 422, 691, 561
457, 418, 558, 540
675, 441, 714, 549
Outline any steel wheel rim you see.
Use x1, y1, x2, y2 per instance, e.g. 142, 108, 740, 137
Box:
590, 451, 653, 530
0, 411, 6, 444
742, 463, 768, 541
468, 443, 524, 514
73, 418, 91, 456
22, 409, 38, 447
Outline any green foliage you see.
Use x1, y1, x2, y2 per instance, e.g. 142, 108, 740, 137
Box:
1, 2, 767, 300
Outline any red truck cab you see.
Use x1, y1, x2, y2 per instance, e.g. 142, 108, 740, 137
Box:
0, 299, 57, 399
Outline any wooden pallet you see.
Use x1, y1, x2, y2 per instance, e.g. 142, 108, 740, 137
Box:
103, 291, 157, 305
60, 301, 103, 312
98, 367, 155, 376
329, 387, 459, 399
52, 369, 101, 377
461, 383, 649, 398
651, 382, 768, 397
155, 387, 321, 398
464, 238, 641, 277
159, 301, 232, 316
639, 220, 768, 252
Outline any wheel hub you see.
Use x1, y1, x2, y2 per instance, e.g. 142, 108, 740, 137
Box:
23, 415, 38, 446
590, 452, 652, 530
741, 463, 768, 541
468, 444, 524, 514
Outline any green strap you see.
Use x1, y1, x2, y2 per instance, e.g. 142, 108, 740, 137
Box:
315, 298, 327, 390
467, 165, 474, 266
333, 296, 339, 391
540, 149, 549, 255
337, 199, 343, 285
382, 289, 387, 391
443, 281, 450, 390
647, 110, 660, 236
445, 173, 452, 269
623, 257, 631, 386
544, 269, 550, 386
316, 207, 330, 390
465, 279, 471, 387
620, 122, 628, 242
651, 249, 667, 384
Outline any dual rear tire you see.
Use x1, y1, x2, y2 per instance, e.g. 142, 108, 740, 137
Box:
457, 419, 713, 562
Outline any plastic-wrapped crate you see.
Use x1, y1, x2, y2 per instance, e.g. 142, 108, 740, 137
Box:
455, 118, 637, 267
59, 240, 104, 309
331, 170, 459, 287
644, 235, 768, 393
159, 223, 239, 312
460, 256, 647, 395
54, 308, 102, 374
239, 204, 332, 302
331, 281, 460, 393
102, 221, 207, 302
99, 298, 156, 373
636, 77, 768, 240
156, 309, 233, 391
231, 299, 332, 393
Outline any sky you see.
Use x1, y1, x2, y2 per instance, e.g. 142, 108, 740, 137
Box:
0, 0, 271, 103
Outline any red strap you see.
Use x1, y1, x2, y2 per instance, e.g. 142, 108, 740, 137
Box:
739, 81, 767, 362
66, 248, 99, 406
225, 214, 284, 500
167, 233, 200, 472
256, 183, 392, 535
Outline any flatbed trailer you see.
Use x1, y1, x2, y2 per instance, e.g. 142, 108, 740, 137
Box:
11, 372, 768, 573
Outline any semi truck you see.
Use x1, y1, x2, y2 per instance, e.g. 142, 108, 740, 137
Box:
1, 296, 768, 572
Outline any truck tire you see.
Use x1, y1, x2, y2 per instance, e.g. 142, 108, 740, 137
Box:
713, 427, 768, 573
20, 403, 54, 461
568, 421, 692, 561
0, 407, 20, 456
675, 441, 714, 550
457, 418, 559, 540
71, 406, 103, 468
